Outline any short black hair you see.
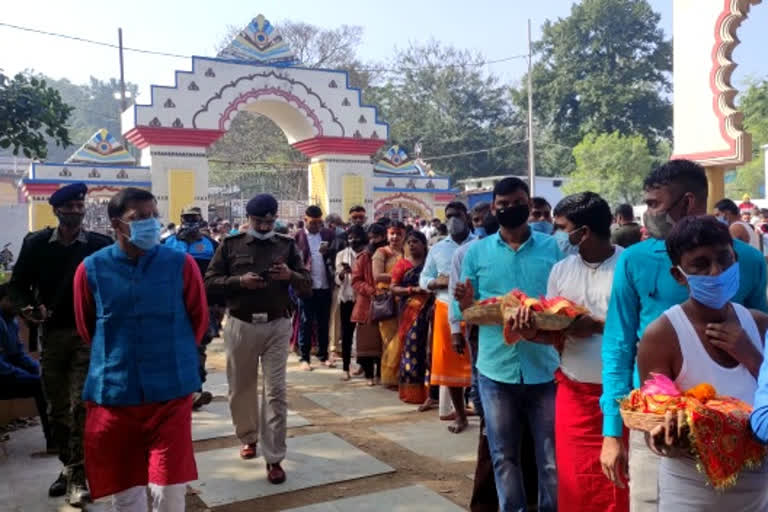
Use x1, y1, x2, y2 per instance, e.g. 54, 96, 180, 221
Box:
347, 224, 368, 242
431, 218, 440, 223
368, 223, 387, 238
553, 192, 613, 239
472, 202, 491, 215
108, 187, 155, 219
493, 177, 529, 201
532, 197, 551, 210
419, 219, 427, 226
305, 205, 323, 218
445, 201, 468, 215
714, 198, 739, 216
643, 159, 708, 200
406, 229, 428, 245
666, 215, 733, 266
297, 220, 304, 229
437, 223, 448, 235
615, 204, 634, 221
349, 205, 366, 214
377, 216, 392, 228
167, 222, 176, 230
389, 220, 407, 231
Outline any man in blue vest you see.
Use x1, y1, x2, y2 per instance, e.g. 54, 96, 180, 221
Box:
164, 206, 220, 409
73, 187, 208, 509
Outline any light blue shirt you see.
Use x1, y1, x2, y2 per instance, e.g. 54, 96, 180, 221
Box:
600, 238, 768, 437
420, 233, 476, 305
751, 354, 768, 443
460, 230, 564, 384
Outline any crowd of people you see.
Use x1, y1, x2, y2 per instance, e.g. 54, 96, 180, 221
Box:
5, 158, 768, 511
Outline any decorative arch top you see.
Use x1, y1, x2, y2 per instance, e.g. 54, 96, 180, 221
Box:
671, 0, 761, 167
122, 41, 388, 156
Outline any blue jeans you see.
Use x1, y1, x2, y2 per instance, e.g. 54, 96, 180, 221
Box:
478, 373, 557, 512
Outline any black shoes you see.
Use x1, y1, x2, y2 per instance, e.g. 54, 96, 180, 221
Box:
48, 472, 67, 498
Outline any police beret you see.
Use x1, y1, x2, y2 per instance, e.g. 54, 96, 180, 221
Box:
246, 194, 278, 217
49, 183, 87, 207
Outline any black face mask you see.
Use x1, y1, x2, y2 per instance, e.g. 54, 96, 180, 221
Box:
56, 211, 84, 228
482, 213, 500, 236
496, 205, 530, 229
350, 239, 366, 251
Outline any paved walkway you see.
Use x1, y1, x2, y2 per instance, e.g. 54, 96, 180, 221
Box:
0, 339, 477, 511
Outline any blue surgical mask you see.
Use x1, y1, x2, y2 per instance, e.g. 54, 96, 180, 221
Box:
474, 226, 487, 239
529, 221, 554, 234
678, 262, 740, 309
250, 229, 275, 240
553, 229, 579, 256
122, 218, 161, 250
716, 216, 728, 225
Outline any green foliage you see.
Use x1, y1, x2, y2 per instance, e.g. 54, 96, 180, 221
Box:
727, 78, 768, 198
563, 131, 653, 205
514, 0, 671, 175
367, 41, 527, 179
0, 71, 73, 159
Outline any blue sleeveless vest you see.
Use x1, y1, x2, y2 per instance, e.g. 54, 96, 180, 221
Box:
164, 235, 215, 261
82, 244, 200, 406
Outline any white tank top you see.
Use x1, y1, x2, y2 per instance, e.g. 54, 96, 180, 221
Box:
734, 220, 762, 251
664, 303, 762, 405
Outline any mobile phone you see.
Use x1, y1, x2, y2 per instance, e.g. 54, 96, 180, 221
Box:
320, 241, 329, 249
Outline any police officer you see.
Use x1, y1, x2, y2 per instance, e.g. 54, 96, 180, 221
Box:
163, 205, 219, 409
204, 194, 311, 486
9, 182, 112, 507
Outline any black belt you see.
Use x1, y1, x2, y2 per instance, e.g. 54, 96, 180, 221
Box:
229, 309, 290, 324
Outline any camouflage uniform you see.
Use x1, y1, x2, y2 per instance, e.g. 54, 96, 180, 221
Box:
10, 227, 112, 483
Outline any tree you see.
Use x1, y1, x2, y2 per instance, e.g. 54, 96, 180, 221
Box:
515, 0, 671, 174
0, 71, 73, 159
367, 41, 527, 180
727, 78, 768, 198
563, 131, 653, 205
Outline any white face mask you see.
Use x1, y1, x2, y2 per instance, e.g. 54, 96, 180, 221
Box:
250, 229, 275, 240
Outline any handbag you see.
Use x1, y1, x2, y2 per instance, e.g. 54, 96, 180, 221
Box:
369, 291, 396, 321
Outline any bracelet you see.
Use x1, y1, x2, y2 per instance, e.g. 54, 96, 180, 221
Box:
408, 286, 413, 295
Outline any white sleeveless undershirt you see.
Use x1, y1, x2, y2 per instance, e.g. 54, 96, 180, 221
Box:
663, 303, 761, 405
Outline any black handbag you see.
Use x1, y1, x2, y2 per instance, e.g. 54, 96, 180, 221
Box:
369, 291, 396, 321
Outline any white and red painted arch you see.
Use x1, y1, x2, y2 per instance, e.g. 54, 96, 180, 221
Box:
120, 15, 388, 221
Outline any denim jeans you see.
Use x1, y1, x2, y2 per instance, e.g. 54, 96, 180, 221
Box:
298, 288, 332, 363
478, 372, 557, 512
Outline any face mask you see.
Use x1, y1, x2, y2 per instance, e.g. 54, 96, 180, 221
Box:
529, 221, 554, 234
678, 262, 740, 310
250, 229, 275, 240
716, 216, 728, 225
482, 214, 500, 237
496, 205, 530, 229
56, 210, 84, 228
554, 230, 580, 256
474, 226, 487, 238
447, 217, 467, 237
643, 194, 689, 240
122, 218, 161, 250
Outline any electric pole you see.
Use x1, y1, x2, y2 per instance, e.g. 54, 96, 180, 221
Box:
118, 28, 127, 112
527, 18, 536, 196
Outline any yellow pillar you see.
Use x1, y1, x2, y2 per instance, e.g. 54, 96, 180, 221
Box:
705, 166, 725, 214
29, 201, 58, 231
167, 169, 196, 222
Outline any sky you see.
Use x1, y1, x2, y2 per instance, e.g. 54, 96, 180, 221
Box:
1, 0, 767, 102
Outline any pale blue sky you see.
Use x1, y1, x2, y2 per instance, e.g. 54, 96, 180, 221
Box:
1, 0, 766, 101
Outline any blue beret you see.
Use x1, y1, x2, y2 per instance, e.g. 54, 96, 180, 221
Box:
246, 194, 278, 217
49, 183, 87, 207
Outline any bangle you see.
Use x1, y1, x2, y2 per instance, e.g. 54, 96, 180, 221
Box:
408, 286, 413, 295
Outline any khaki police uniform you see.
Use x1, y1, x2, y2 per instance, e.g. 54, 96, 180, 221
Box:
204, 231, 310, 463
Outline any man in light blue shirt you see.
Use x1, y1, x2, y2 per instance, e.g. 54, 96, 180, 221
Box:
599, 159, 768, 510
457, 177, 563, 512
420, 201, 476, 433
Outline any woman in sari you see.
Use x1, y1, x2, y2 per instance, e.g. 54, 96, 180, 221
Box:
391, 231, 434, 404
372, 221, 406, 387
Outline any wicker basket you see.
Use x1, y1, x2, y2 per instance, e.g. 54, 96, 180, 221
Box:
463, 302, 503, 325
620, 408, 687, 432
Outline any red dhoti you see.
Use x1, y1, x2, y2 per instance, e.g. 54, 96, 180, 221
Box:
84, 395, 197, 499
555, 369, 628, 512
